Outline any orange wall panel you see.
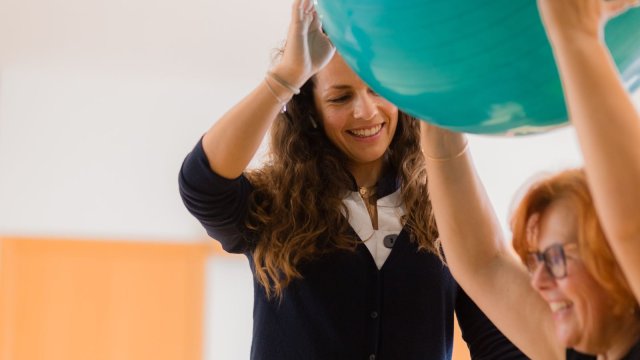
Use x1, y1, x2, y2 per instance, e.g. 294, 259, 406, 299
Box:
453, 315, 471, 360
0, 237, 210, 360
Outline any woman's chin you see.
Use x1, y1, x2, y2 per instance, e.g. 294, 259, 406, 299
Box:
555, 320, 580, 350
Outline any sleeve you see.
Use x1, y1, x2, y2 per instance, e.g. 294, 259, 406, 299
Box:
178, 138, 254, 253
455, 284, 529, 360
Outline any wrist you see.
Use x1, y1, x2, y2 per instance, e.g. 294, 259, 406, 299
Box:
546, 31, 607, 60
264, 76, 293, 107
267, 71, 300, 96
421, 125, 469, 161
269, 65, 309, 90
544, 23, 604, 49
423, 141, 469, 162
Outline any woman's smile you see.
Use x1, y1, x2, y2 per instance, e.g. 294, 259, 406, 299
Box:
348, 123, 385, 139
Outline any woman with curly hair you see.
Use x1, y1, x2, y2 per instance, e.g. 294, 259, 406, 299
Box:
178, 0, 523, 359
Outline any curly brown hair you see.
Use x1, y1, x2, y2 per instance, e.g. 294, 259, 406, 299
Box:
245, 77, 440, 299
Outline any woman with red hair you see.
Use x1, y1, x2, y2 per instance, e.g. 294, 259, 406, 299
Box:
423, 0, 640, 359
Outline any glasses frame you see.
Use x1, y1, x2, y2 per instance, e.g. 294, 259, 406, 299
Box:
526, 243, 577, 279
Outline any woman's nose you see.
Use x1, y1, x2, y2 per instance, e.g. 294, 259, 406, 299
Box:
353, 93, 379, 120
530, 261, 555, 291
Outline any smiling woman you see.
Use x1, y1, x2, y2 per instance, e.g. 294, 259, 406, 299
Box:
511, 170, 639, 356
312, 55, 398, 185
177, 0, 526, 358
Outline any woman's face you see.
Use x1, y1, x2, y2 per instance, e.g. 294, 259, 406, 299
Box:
530, 198, 618, 352
312, 54, 398, 170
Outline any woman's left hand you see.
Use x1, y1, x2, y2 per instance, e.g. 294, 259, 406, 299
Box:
537, 0, 640, 44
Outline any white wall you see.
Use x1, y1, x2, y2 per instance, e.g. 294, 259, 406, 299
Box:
1, 0, 638, 358
0, 0, 290, 239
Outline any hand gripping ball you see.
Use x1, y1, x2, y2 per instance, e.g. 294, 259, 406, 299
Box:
314, 1, 640, 135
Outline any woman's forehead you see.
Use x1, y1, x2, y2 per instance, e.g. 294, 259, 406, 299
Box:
315, 55, 364, 89
535, 199, 578, 248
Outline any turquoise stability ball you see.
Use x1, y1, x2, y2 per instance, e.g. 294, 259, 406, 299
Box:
314, 1, 640, 135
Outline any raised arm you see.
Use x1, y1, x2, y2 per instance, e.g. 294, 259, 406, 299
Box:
203, 0, 334, 179
537, 0, 640, 301
421, 124, 563, 359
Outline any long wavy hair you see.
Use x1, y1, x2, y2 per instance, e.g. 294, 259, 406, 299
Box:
245, 77, 439, 299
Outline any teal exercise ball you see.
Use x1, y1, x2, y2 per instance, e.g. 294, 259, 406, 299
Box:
314, 1, 640, 135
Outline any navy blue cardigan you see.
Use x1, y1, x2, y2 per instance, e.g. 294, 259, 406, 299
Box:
179, 140, 526, 360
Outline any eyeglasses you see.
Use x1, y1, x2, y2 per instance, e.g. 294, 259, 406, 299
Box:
525, 243, 577, 279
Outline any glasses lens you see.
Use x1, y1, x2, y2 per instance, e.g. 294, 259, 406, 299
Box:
544, 244, 567, 278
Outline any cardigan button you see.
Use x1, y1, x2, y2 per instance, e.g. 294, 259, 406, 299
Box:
369, 354, 376, 360
370, 311, 378, 319
383, 234, 397, 248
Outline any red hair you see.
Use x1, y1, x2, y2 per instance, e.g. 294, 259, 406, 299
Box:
511, 168, 636, 315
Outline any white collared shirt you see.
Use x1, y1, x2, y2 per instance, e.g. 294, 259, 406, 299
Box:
342, 188, 405, 269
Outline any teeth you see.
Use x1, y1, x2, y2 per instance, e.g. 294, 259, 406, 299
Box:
549, 301, 570, 312
350, 124, 382, 137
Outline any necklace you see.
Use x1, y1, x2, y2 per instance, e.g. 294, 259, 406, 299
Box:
358, 186, 379, 231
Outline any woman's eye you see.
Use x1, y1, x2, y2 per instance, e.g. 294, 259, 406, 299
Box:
328, 95, 350, 103
368, 88, 379, 96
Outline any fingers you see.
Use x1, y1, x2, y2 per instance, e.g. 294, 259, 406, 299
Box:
302, 0, 314, 14
293, 0, 314, 20
291, 0, 302, 13
291, 0, 316, 28
309, 8, 322, 32
605, 0, 640, 5
603, 0, 640, 17
291, 0, 306, 23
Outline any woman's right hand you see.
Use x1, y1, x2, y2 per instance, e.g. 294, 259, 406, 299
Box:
272, 0, 336, 88
537, 0, 640, 45
200, 0, 334, 179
